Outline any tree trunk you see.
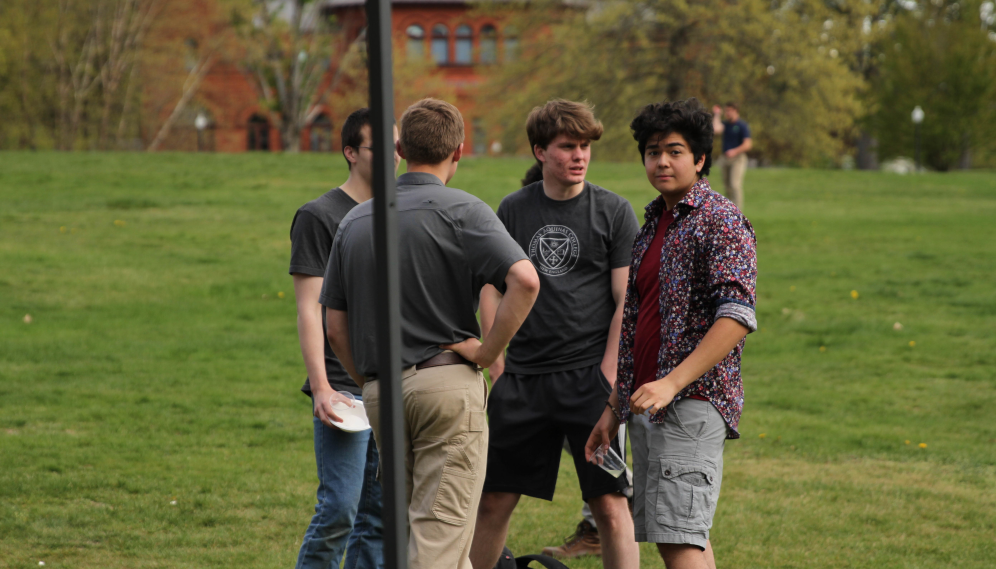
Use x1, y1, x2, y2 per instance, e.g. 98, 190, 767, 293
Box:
147, 53, 216, 151
855, 130, 879, 170
958, 133, 971, 170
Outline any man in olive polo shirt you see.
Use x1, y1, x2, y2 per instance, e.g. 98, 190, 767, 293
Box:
320, 98, 540, 569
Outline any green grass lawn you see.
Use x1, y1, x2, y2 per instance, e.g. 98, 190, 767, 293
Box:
1, 152, 994, 568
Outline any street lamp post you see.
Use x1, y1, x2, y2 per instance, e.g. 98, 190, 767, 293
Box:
195, 112, 208, 152
911, 106, 924, 172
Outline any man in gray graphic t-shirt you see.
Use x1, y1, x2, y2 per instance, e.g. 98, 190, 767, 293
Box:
470, 100, 641, 569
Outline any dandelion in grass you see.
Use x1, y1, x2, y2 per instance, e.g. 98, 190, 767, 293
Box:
790, 285, 796, 292
850, 290, 859, 299
114, 219, 126, 227
905, 440, 911, 445
919, 443, 927, 449
759, 433, 767, 439
909, 341, 916, 347
819, 346, 826, 352
60, 226, 67, 233
277, 291, 286, 299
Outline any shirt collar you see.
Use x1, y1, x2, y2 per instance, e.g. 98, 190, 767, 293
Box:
643, 177, 713, 222
397, 172, 444, 188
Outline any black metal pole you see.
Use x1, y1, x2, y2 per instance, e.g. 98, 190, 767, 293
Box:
365, 0, 406, 568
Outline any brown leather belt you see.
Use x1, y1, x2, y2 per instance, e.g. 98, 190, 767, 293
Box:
416, 351, 474, 370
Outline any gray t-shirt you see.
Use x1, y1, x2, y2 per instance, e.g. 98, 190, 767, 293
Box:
289, 188, 361, 396
496, 181, 639, 374
320, 172, 528, 378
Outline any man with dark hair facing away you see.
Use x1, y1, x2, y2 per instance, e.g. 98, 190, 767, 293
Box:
470, 99, 641, 569
321, 98, 540, 569
586, 98, 757, 569
711, 102, 752, 210
289, 108, 399, 569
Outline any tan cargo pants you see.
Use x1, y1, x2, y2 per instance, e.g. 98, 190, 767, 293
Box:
362, 362, 489, 569
717, 153, 748, 210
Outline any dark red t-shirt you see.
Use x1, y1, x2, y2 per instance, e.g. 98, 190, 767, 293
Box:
633, 210, 673, 391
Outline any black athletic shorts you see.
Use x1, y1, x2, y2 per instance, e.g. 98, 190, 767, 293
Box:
483, 363, 628, 502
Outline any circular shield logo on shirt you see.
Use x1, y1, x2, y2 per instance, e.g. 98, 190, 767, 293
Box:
529, 225, 580, 277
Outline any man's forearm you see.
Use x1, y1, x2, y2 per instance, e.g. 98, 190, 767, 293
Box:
478, 263, 538, 364
659, 317, 748, 393
325, 308, 365, 388
600, 267, 629, 385
733, 139, 752, 156
479, 289, 533, 364
294, 275, 332, 393
600, 305, 623, 383
479, 284, 506, 373
298, 311, 332, 392
479, 284, 502, 339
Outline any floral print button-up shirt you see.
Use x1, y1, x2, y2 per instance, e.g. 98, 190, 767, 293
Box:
616, 178, 757, 438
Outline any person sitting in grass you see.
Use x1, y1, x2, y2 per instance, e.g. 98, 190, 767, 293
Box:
586, 98, 757, 569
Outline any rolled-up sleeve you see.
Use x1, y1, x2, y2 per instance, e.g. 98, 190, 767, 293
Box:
705, 210, 758, 332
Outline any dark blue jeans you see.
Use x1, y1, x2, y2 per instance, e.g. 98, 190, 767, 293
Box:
295, 400, 384, 569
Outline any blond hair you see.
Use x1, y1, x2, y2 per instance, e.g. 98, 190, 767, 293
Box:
399, 98, 465, 165
526, 99, 604, 156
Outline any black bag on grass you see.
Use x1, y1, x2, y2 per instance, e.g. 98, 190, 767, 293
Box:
493, 546, 570, 569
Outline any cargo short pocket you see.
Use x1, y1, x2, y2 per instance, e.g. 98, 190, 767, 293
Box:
432, 442, 478, 526
655, 459, 718, 532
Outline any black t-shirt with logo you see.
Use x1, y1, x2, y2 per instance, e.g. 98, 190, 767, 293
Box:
496, 181, 639, 375
289, 188, 360, 397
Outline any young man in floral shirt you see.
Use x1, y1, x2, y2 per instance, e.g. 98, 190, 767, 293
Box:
586, 98, 757, 569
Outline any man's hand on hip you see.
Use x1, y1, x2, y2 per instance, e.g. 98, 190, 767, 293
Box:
441, 337, 497, 368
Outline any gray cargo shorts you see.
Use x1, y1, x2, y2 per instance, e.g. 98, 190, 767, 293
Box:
629, 397, 726, 549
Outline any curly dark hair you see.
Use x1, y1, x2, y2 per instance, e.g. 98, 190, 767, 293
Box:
630, 98, 713, 177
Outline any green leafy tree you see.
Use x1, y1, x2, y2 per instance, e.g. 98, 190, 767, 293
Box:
867, 0, 996, 170
479, 0, 866, 165
0, 0, 163, 150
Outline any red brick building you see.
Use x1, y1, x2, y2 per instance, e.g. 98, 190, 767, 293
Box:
148, 0, 518, 154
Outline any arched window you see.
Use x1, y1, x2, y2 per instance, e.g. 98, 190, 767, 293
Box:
247, 114, 270, 151
455, 25, 473, 64
479, 25, 497, 64
503, 26, 519, 63
431, 24, 449, 64
406, 24, 425, 60
310, 114, 333, 152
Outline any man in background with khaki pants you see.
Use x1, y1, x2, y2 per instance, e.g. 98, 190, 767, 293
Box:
320, 98, 540, 569
712, 103, 752, 210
